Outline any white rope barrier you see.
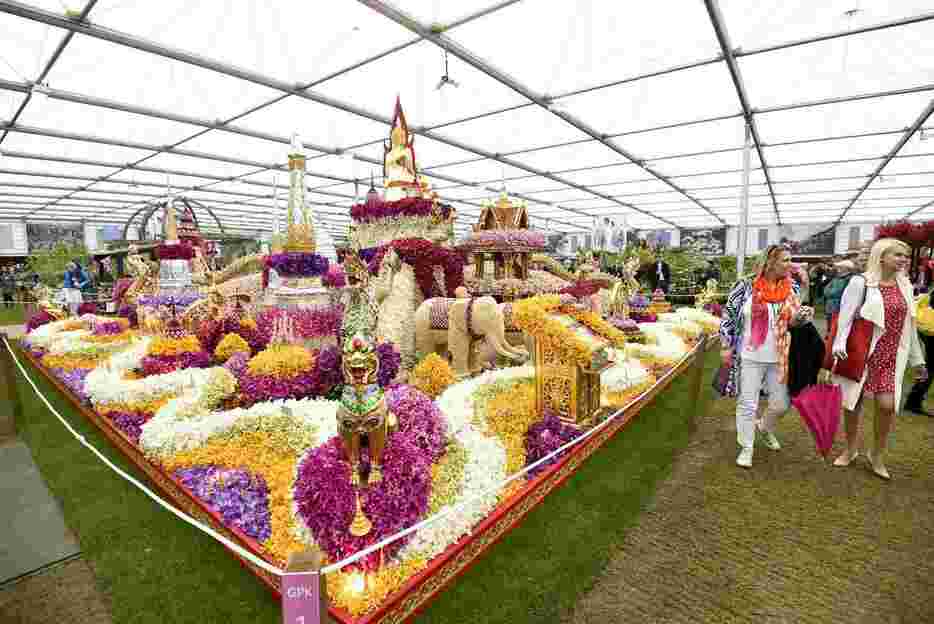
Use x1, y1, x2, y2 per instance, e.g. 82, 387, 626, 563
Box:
3, 333, 703, 577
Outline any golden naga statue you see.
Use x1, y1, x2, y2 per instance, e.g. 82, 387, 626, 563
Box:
608, 256, 641, 317
695, 278, 719, 309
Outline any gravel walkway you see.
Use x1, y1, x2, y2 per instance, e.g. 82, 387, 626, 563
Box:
565, 393, 934, 624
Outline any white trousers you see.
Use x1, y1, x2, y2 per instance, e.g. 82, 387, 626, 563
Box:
736, 359, 789, 449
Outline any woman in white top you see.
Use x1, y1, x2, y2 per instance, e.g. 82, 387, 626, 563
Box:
719, 245, 813, 468
831, 238, 926, 480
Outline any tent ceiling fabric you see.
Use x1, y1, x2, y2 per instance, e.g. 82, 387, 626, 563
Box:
0, 0, 932, 240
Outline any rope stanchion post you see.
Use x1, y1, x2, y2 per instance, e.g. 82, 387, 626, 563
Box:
684, 335, 707, 435
0, 333, 22, 438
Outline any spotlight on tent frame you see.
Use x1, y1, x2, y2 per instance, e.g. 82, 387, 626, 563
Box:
435, 49, 460, 91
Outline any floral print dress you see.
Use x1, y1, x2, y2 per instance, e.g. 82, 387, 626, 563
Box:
863, 284, 906, 395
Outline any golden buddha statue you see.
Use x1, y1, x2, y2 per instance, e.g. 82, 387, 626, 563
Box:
383, 97, 423, 202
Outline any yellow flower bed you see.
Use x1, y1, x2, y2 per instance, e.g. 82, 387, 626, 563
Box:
147, 335, 202, 357
85, 331, 134, 344
565, 307, 628, 348
96, 396, 172, 416
163, 431, 306, 564
214, 333, 250, 362
246, 345, 314, 379
411, 353, 455, 398
328, 557, 429, 616
602, 378, 656, 409
512, 296, 593, 367
476, 378, 538, 476
41, 353, 103, 370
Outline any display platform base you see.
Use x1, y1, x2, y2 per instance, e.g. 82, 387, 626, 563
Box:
17, 341, 706, 624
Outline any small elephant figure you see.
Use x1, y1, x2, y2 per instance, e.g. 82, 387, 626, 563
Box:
414, 288, 528, 379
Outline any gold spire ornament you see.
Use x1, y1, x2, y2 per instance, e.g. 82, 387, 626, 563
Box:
285, 133, 316, 253
349, 492, 372, 537
164, 200, 178, 242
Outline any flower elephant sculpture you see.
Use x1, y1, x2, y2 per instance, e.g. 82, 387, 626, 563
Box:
414, 287, 528, 379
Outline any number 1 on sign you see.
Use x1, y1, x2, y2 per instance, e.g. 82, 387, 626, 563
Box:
296, 618, 305, 624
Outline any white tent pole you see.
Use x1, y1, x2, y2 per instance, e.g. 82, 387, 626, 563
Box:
737, 123, 752, 279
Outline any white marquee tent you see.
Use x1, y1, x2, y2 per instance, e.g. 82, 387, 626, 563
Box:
0, 0, 932, 253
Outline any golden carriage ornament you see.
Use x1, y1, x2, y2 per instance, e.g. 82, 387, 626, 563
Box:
527, 308, 616, 427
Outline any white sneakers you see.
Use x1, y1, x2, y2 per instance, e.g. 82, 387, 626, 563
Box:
737, 424, 781, 468
757, 427, 781, 451
736, 447, 754, 468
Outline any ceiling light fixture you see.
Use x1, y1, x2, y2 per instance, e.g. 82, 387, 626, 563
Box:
435, 49, 460, 91
920, 129, 929, 142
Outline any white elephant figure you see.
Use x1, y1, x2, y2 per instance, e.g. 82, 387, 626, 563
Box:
414, 293, 528, 379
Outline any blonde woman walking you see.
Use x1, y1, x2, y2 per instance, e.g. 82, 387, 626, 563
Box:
832, 238, 927, 480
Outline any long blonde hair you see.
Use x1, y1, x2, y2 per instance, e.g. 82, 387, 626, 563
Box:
864, 238, 911, 288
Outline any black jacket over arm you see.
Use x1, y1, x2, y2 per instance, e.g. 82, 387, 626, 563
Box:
788, 322, 825, 398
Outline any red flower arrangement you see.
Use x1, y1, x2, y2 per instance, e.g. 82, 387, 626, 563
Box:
350, 196, 452, 224
156, 243, 196, 261
559, 279, 603, 300
366, 238, 464, 299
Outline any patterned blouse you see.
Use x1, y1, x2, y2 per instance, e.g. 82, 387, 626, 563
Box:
718, 277, 801, 397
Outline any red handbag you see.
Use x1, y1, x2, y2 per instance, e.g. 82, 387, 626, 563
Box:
822, 279, 873, 381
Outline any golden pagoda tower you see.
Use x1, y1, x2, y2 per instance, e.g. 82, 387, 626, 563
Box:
285, 133, 316, 253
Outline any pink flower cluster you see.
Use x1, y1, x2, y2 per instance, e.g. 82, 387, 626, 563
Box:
254, 306, 342, 343
464, 229, 546, 249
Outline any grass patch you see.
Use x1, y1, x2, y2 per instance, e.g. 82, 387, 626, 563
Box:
0, 304, 26, 325
12, 345, 716, 624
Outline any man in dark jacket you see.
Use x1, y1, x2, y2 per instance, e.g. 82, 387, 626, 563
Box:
638, 255, 672, 293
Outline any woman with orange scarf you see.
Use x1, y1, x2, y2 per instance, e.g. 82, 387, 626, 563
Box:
719, 245, 813, 468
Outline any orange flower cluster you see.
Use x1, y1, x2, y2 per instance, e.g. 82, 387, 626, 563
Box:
147, 335, 202, 358
411, 353, 455, 398
163, 431, 305, 564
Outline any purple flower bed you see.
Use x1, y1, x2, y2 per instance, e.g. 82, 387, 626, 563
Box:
293, 436, 431, 570
174, 466, 272, 541
385, 385, 448, 461
137, 293, 203, 310
375, 342, 401, 388
103, 409, 151, 443
264, 252, 329, 278
524, 411, 580, 478
118, 304, 138, 328
140, 350, 212, 377
93, 320, 125, 336
50, 367, 91, 403
293, 384, 447, 569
